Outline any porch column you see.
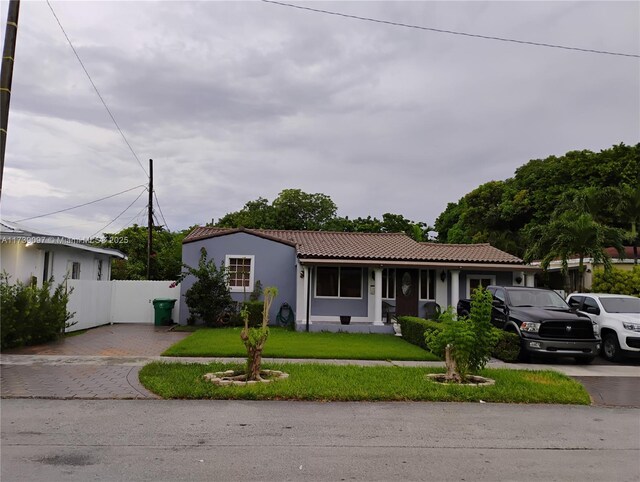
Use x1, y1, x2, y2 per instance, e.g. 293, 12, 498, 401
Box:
525, 273, 535, 287
450, 269, 460, 309
302, 266, 311, 323
373, 268, 383, 325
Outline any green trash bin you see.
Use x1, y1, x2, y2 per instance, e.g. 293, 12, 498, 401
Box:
153, 298, 177, 326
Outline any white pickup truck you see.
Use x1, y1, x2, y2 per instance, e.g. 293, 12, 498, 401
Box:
566, 293, 640, 362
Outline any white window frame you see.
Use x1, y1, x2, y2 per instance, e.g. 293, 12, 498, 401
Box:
68, 261, 81, 280
466, 275, 496, 297
315, 266, 363, 299
382, 268, 396, 300
419, 269, 437, 301
225, 255, 255, 293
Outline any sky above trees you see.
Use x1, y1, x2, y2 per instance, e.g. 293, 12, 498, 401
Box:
2, 1, 638, 238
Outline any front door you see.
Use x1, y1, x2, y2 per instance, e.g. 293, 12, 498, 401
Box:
395, 269, 418, 317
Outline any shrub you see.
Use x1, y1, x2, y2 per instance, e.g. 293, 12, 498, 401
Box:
241, 301, 264, 327
492, 329, 521, 362
1, 274, 75, 349
400, 313, 520, 363
591, 266, 640, 296
397, 316, 442, 350
175, 248, 234, 325
426, 288, 498, 381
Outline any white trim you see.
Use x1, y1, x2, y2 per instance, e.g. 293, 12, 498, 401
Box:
466, 274, 496, 297
314, 266, 364, 300
418, 268, 437, 301
310, 315, 370, 323
225, 255, 255, 293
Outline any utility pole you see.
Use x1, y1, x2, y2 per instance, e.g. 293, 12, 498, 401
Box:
147, 158, 153, 280
0, 0, 20, 203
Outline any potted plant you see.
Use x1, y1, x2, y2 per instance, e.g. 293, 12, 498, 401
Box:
340, 315, 351, 325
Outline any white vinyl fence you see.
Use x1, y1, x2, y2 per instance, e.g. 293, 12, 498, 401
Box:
66, 280, 181, 332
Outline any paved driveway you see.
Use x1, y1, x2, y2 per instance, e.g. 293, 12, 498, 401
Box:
1, 324, 188, 399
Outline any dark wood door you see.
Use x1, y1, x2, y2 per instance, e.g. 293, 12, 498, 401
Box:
395, 269, 418, 317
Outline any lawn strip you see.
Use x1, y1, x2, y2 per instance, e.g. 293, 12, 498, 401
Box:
139, 362, 590, 404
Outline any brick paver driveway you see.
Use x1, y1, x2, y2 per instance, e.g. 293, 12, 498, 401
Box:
1, 324, 189, 399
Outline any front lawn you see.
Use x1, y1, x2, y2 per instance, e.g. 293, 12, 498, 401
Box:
139, 362, 590, 404
162, 327, 438, 361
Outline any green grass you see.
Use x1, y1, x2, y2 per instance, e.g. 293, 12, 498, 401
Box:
162, 327, 439, 361
139, 362, 590, 404
64, 329, 87, 338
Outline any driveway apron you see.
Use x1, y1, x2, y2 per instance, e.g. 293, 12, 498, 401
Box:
1, 324, 189, 399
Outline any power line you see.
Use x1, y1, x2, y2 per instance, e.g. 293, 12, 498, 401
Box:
15, 184, 147, 222
262, 0, 640, 59
89, 187, 147, 239
46, 0, 150, 177
120, 203, 149, 231
153, 190, 170, 231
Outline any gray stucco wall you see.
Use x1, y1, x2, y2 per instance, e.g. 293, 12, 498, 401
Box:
310, 269, 369, 318
179, 232, 298, 325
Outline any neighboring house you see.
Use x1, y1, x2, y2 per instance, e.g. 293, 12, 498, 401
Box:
533, 246, 637, 293
0, 220, 126, 286
180, 227, 537, 328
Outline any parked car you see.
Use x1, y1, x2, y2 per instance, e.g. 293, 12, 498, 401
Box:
457, 286, 600, 363
566, 293, 640, 362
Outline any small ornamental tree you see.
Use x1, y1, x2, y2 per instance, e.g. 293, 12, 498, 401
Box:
240, 286, 278, 381
175, 248, 234, 325
426, 287, 498, 382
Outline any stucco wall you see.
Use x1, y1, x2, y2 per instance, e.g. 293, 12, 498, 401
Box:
180, 232, 298, 325
0, 244, 112, 285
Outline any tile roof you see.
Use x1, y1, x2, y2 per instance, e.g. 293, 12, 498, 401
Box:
184, 227, 525, 264
418, 242, 523, 264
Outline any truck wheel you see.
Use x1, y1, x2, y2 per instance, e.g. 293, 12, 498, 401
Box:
602, 332, 622, 362
575, 356, 595, 364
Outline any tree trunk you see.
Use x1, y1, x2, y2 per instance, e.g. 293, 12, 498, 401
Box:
444, 344, 462, 383
246, 345, 264, 381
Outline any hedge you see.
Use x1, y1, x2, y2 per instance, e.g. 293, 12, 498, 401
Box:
591, 266, 640, 296
397, 315, 521, 362
1, 276, 75, 349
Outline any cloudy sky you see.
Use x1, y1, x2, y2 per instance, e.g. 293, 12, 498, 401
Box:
2, 1, 638, 238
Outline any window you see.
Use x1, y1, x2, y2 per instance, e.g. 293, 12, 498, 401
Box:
316, 266, 362, 298
225, 256, 254, 292
493, 287, 506, 303
382, 268, 395, 299
467, 275, 495, 297
420, 270, 436, 300
70, 262, 81, 280
42, 251, 52, 281
96, 259, 103, 281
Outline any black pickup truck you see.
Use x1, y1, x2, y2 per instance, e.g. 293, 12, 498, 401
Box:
457, 286, 601, 363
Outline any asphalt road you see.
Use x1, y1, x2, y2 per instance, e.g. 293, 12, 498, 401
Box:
1, 399, 639, 482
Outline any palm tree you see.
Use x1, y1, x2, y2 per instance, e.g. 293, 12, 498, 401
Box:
617, 182, 640, 264
525, 212, 624, 292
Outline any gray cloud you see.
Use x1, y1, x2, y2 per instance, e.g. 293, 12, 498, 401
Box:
2, 1, 638, 237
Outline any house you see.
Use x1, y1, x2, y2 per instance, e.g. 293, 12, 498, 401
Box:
0, 220, 126, 286
180, 227, 538, 330
533, 246, 638, 293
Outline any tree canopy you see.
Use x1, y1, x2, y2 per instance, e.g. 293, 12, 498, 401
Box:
434, 143, 639, 258
215, 188, 432, 240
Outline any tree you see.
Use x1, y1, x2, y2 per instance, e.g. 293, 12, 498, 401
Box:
97, 225, 186, 280
433, 143, 639, 257
271, 189, 337, 230
216, 197, 274, 229
240, 286, 278, 381
175, 248, 234, 326
524, 212, 625, 292
425, 287, 497, 383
